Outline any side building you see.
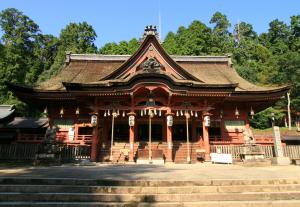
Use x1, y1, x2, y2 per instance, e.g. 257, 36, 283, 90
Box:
8, 27, 289, 163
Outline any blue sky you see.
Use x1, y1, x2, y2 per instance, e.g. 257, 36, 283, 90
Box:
0, 0, 299, 47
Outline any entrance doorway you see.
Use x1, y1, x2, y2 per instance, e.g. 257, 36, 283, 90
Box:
138, 124, 162, 141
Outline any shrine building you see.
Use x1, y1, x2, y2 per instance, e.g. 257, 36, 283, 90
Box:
8, 26, 289, 163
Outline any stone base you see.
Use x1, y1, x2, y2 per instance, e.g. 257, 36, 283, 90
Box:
271, 157, 291, 165
79, 159, 96, 166
152, 159, 165, 165
238, 159, 271, 167
136, 159, 150, 164
136, 159, 164, 165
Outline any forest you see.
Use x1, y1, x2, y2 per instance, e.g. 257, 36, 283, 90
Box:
0, 8, 299, 129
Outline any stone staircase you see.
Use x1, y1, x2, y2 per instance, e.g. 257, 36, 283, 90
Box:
172, 142, 200, 163
98, 142, 131, 162
1, 177, 300, 206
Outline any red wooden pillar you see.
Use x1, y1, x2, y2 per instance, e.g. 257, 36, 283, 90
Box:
128, 112, 136, 162
91, 113, 99, 162
129, 126, 135, 162
202, 113, 210, 161
166, 125, 173, 162
166, 110, 173, 162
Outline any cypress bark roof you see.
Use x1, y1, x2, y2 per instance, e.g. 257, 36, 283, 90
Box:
13, 33, 289, 98
36, 53, 287, 93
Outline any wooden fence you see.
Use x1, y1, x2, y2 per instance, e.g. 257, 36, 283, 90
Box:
210, 145, 300, 160
1, 144, 299, 162
0, 144, 91, 162
283, 145, 300, 159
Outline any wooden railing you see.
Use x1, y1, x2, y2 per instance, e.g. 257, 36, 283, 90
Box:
284, 145, 300, 159
211, 145, 300, 160
60, 145, 91, 162
210, 145, 275, 159
1, 143, 300, 162
254, 135, 274, 144
210, 136, 274, 145
76, 135, 92, 144
56, 133, 92, 145
0, 144, 91, 161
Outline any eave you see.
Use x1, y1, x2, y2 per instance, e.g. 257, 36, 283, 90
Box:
6, 83, 74, 101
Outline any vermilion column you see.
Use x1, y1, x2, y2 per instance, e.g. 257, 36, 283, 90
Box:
165, 110, 173, 162
129, 126, 135, 162
128, 112, 136, 162
166, 125, 172, 162
202, 113, 210, 161
91, 114, 99, 162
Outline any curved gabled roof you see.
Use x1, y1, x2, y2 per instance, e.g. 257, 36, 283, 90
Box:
12, 33, 289, 98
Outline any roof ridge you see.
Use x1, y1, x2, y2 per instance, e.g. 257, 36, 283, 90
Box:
68, 53, 231, 63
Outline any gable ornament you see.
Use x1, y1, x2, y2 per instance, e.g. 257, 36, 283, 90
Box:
142, 57, 161, 73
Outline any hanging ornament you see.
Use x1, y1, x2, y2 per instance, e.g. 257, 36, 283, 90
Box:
235, 107, 239, 118
250, 107, 255, 118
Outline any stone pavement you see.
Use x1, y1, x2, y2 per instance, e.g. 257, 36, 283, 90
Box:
0, 163, 299, 180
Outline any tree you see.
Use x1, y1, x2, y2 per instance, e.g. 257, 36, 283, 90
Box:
162, 32, 178, 54
261, 19, 290, 55
30, 34, 59, 83
233, 22, 257, 42
209, 12, 233, 54
40, 22, 97, 80
0, 8, 40, 100
270, 52, 300, 112
0, 8, 47, 115
99, 38, 139, 55
163, 21, 212, 55
250, 107, 285, 129
290, 15, 300, 52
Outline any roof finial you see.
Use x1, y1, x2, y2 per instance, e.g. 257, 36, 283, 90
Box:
139, 25, 160, 43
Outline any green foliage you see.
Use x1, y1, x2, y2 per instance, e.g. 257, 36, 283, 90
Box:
250, 107, 285, 129
163, 20, 212, 55
99, 38, 139, 55
39, 21, 97, 81
209, 12, 234, 55
233, 22, 257, 41
0, 8, 40, 104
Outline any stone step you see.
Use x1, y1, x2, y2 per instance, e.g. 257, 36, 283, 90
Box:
1, 192, 300, 202
1, 200, 300, 207
2, 178, 300, 186
1, 184, 300, 194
